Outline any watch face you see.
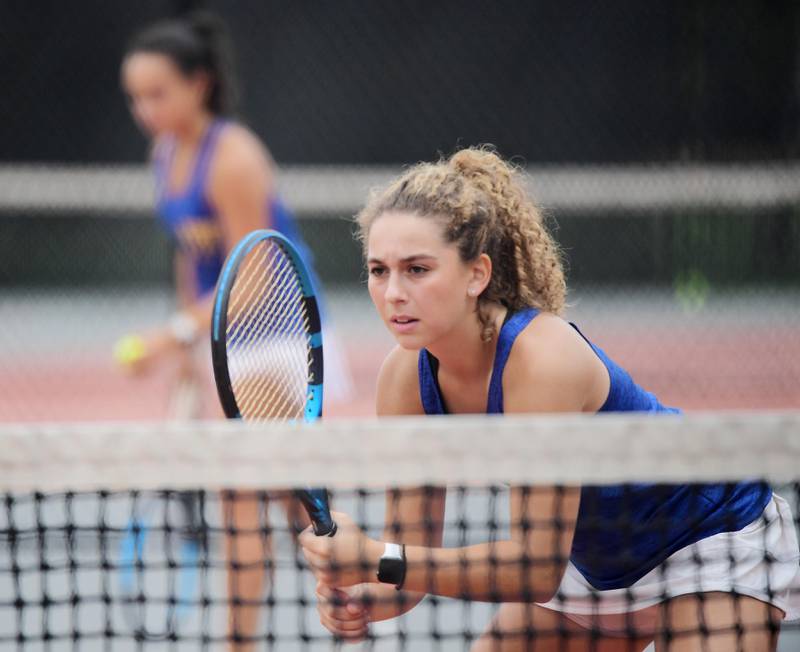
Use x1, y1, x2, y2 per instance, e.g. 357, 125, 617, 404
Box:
377, 557, 405, 585
377, 544, 406, 586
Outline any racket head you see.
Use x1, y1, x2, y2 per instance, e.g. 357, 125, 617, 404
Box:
211, 230, 324, 423
211, 230, 335, 536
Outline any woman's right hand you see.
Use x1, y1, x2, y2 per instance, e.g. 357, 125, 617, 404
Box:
113, 328, 185, 376
315, 583, 372, 642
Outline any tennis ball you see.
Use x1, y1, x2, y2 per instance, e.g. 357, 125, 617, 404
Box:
113, 335, 147, 367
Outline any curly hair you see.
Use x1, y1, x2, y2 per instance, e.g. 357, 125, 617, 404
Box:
357, 147, 566, 341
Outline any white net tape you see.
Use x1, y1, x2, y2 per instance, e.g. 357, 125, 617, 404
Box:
0, 412, 798, 492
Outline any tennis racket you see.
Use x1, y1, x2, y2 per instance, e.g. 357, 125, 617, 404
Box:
118, 372, 207, 639
211, 229, 336, 537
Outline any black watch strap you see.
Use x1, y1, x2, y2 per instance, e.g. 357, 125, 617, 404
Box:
377, 543, 407, 589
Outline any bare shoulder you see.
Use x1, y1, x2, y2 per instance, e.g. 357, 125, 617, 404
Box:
375, 346, 424, 416
503, 311, 608, 412
509, 312, 588, 361
212, 123, 271, 179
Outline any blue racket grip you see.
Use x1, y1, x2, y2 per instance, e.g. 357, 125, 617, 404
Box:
296, 488, 337, 537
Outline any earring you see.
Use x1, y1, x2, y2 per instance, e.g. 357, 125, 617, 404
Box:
468, 288, 476, 297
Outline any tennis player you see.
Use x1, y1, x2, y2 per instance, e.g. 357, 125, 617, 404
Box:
300, 147, 800, 650
121, 12, 350, 649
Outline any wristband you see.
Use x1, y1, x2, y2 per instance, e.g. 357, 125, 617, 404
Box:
168, 312, 199, 346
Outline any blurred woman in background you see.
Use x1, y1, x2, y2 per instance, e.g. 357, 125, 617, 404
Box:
120, 11, 351, 649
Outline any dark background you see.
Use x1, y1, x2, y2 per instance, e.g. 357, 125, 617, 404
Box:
1, 0, 798, 164
2, 1, 798, 290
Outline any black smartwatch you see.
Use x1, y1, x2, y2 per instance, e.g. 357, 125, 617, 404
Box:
376, 543, 407, 589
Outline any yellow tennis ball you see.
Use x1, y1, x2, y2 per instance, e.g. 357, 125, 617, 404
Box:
114, 335, 147, 367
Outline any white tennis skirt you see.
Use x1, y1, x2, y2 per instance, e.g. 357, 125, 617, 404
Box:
537, 493, 800, 625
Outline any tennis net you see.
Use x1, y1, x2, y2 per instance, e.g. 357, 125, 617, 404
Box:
1, 413, 799, 651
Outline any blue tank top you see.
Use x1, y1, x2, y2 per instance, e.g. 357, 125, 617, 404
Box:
418, 307, 771, 591
154, 119, 313, 297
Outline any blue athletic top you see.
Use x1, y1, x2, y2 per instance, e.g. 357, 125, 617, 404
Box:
153, 119, 312, 297
418, 307, 771, 591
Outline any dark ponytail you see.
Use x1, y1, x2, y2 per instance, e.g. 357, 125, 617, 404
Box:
125, 10, 238, 115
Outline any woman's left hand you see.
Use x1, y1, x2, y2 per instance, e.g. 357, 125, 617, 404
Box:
299, 511, 382, 587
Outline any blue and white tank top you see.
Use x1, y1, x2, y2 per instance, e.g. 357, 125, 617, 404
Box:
418, 307, 771, 590
153, 119, 313, 297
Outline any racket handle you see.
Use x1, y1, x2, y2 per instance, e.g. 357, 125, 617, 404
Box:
295, 488, 337, 537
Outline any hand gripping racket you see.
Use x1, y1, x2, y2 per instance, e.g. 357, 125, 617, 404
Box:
211, 229, 336, 536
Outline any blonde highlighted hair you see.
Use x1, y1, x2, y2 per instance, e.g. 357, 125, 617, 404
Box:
357, 146, 566, 340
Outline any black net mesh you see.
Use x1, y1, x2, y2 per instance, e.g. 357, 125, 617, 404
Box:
0, 416, 798, 650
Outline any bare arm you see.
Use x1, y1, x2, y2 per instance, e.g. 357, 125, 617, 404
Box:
398, 317, 600, 601
119, 129, 277, 375
303, 317, 601, 605
173, 249, 197, 310
180, 126, 274, 331
394, 486, 579, 603
306, 348, 437, 641
304, 317, 605, 643
366, 348, 443, 621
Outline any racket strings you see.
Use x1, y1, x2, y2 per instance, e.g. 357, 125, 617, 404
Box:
229, 245, 296, 342
232, 263, 307, 417
249, 306, 310, 419
225, 241, 313, 421
226, 246, 288, 346
230, 253, 305, 358
231, 298, 304, 416
226, 243, 274, 323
